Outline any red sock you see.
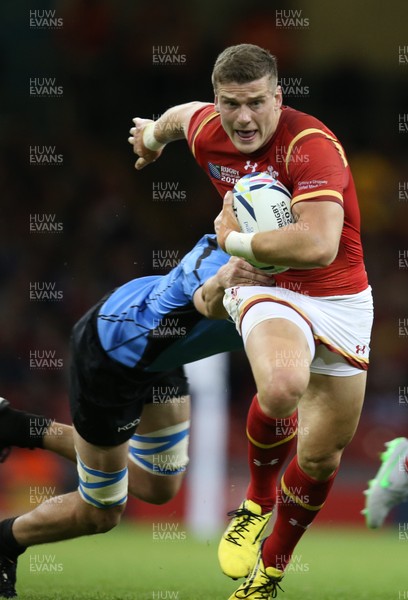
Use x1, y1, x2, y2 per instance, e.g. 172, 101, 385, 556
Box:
246, 395, 297, 513
262, 455, 337, 571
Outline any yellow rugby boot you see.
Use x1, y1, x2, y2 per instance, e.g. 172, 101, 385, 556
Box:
228, 550, 284, 599
218, 499, 272, 579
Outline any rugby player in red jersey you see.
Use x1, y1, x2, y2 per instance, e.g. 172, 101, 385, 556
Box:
129, 44, 373, 599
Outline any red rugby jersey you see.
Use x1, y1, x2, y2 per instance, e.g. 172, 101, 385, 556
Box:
187, 104, 368, 297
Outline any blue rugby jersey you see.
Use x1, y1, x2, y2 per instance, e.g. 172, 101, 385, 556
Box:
97, 234, 242, 371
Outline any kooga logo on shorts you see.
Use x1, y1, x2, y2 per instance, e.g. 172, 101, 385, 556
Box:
117, 418, 141, 433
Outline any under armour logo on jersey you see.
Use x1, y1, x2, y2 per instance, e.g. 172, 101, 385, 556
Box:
355, 345, 366, 354
244, 161, 258, 172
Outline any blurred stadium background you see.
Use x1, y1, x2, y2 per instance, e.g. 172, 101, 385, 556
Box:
0, 0, 407, 591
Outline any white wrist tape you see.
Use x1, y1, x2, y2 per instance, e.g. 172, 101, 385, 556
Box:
142, 122, 165, 151
225, 231, 256, 261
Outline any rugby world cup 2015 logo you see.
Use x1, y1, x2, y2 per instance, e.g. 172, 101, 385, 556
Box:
208, 163, 241, 185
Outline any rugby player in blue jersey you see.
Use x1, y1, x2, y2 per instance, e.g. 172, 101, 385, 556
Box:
0, 234, 272, 598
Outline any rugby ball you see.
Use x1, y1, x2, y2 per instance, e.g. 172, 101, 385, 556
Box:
232, 172, 293, 273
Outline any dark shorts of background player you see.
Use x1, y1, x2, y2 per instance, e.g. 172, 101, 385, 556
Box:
69, 299, 188, 447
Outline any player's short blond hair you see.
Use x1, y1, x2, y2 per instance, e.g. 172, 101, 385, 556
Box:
212, 44, 278, 91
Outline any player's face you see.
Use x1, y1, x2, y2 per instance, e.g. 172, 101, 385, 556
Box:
214, 76, 282, 154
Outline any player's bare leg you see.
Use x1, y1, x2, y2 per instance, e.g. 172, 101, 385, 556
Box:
41, 396, 191, 504
42, 422, 76, 461
127, 395, 190, 504
297, 372, 366, 480
221, 317, 311, 592
0, 428, 129, 597
228, 326, 365, 599
228, 371, 365, 599
259, 372, 366, 576
244, 318, 311, 419
13, 430, 128, 543
0, 397, 190, 505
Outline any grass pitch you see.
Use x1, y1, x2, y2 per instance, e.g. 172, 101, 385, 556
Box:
16, 522, 405, 600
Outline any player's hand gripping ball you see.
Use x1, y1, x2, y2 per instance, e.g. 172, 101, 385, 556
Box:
232, 172, 293, 274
